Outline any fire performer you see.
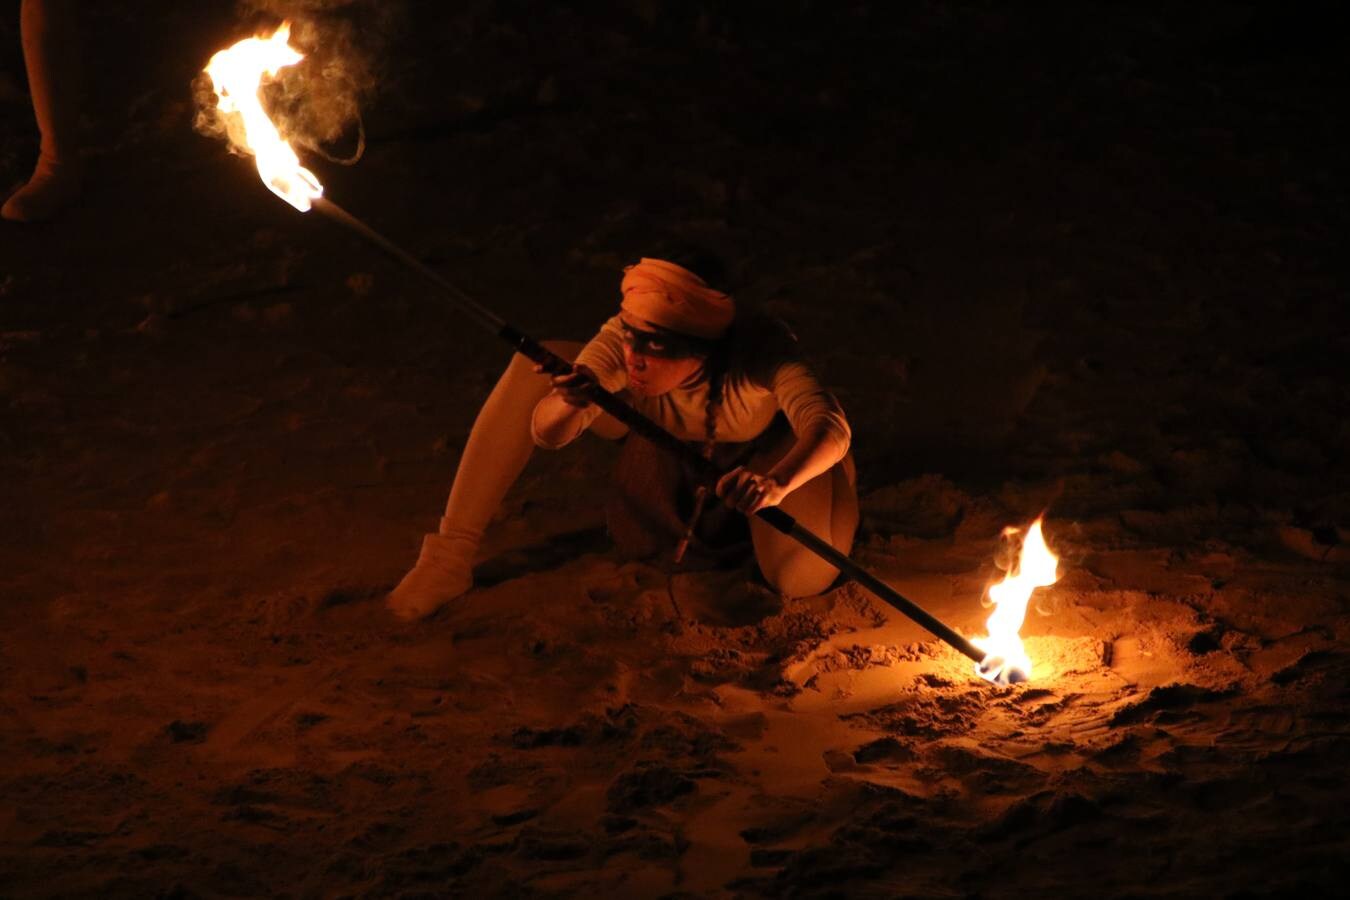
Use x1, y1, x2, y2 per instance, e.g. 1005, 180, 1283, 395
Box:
197, 21, 1004, 673
387, 252, 859, 620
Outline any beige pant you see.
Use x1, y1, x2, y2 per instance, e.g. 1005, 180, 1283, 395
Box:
441, 342, 859, 597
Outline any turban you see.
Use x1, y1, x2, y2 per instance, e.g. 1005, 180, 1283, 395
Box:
619, 258, 735, 340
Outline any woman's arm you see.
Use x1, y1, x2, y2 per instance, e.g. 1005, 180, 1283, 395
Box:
531, 364, 601, 448
718, 337, 851, 514
767, 421, 847, 493
530, 317, 629, 449
716, 422, 845, 513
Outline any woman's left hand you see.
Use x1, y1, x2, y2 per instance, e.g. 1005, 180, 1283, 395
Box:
715, 466, 789, 514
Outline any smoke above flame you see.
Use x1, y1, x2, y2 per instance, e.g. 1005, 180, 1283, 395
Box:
974, 518, 1059, 684
195, 4, 393, 206
201, 22, 323, 210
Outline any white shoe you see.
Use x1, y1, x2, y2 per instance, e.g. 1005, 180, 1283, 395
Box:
385, 533, 475, 621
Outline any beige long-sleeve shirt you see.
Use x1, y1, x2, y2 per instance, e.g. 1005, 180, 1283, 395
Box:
531, 315, 851, 457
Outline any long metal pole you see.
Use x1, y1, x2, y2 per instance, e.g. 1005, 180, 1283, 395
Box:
312, 197, 995, 672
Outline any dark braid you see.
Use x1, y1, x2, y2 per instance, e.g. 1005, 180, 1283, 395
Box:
659, 242, 730, 455
702, 340, 727, 458
651, 241, 734, 564
674, 318, 729, 565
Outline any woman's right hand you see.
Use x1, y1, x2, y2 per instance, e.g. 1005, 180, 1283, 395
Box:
535, 362, 598, 408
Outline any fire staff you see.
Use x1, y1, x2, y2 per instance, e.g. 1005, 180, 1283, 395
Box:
199, 21, 998, 671
386, 253, 860, 620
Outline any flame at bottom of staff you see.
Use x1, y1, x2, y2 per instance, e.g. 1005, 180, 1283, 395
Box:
973, 518, 1059, 684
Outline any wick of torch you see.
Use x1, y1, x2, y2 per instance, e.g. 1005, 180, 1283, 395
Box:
203, 22, 323, 211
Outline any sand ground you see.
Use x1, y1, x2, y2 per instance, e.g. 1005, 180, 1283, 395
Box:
2, 3, 1347, 897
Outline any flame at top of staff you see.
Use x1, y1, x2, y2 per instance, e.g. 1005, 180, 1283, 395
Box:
203, 22, 323, 211
974, 517, 1058, 684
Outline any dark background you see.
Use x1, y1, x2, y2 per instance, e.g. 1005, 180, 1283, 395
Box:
1, 2, 1347, 897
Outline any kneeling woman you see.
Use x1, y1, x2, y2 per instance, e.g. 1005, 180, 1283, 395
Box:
387, 255, 859, 620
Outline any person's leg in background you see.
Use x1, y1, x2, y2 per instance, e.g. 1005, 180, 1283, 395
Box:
3, 0, 83, 223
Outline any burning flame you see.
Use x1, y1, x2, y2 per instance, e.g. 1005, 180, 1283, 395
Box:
974, 517, 1059, 684
203, 22, 323, 211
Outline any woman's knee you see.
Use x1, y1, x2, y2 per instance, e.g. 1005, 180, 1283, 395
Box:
761, 551, 840, 598
541, 339, 584, 359
503, 339, 584, 388
508, 339, 574, 371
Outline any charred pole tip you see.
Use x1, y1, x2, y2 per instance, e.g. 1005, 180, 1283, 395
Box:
312, 196, 989, 668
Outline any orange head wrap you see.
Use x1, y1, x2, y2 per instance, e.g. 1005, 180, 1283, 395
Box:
619, 258, 735, 340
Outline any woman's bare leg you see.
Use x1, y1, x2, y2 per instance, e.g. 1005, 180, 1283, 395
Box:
748, 444, 859, 598
2, 0, 83, 222
387, 341, 624, 619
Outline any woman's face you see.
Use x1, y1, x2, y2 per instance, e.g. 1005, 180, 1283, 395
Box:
619, 313, 707, 396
